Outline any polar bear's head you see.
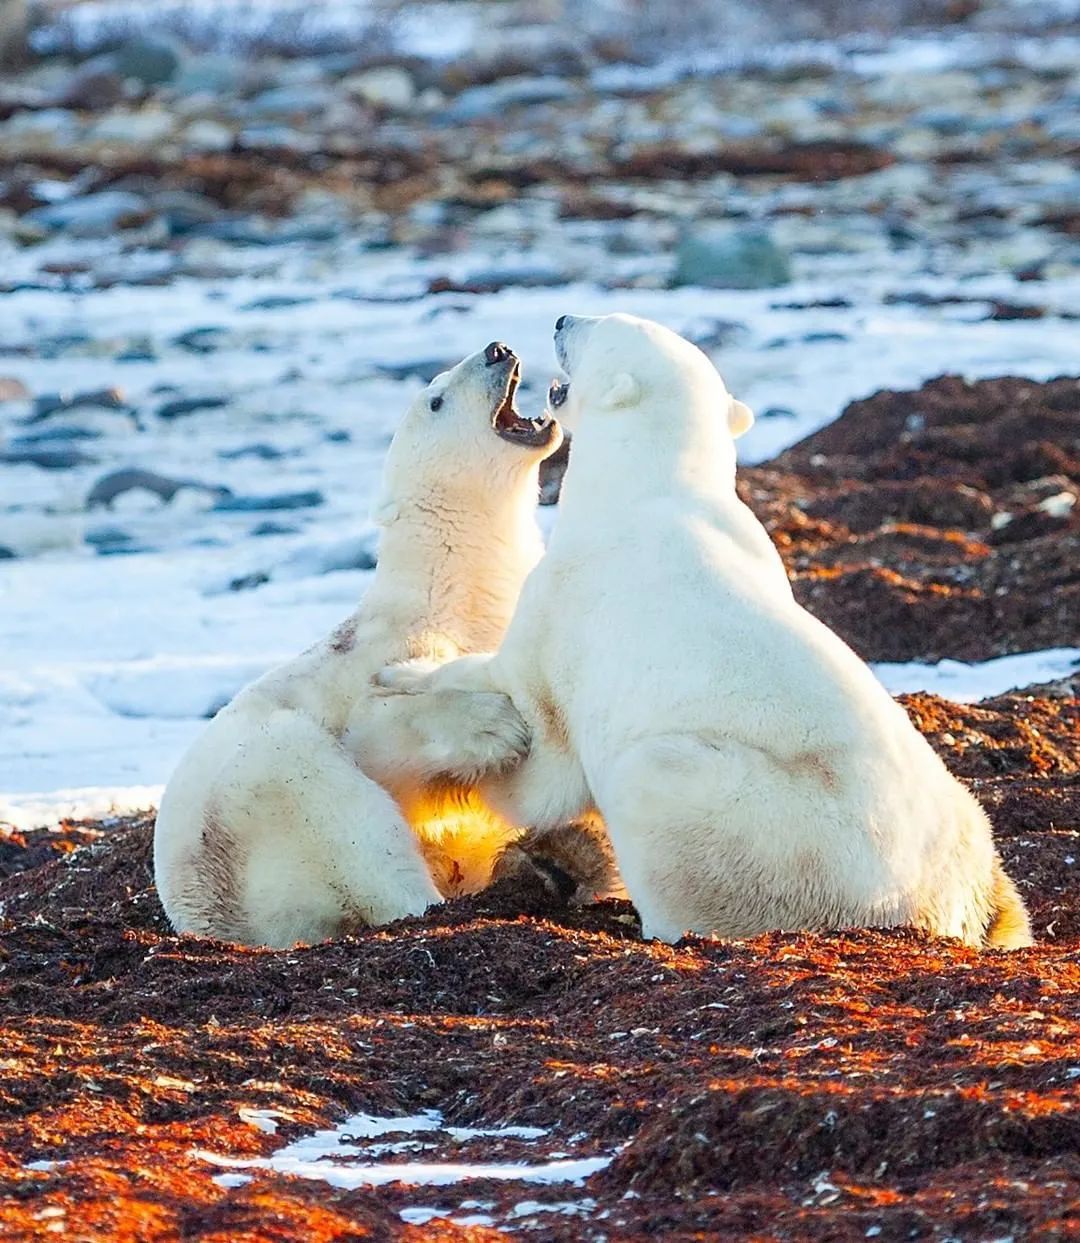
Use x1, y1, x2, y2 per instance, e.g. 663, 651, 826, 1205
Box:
548, 313, 754, 441
378, 342, 563, 520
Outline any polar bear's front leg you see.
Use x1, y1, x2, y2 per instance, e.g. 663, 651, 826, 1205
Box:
358, 654, 526, 787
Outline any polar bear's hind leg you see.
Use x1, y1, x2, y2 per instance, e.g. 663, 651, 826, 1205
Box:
594, 733, 887, 943
172, 709, 442, 947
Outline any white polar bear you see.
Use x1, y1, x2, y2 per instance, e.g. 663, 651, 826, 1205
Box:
154, 343, 561, 948
380, 313, 1032, 950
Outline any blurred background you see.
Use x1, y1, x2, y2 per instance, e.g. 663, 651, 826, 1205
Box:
1, 0, 1078, 824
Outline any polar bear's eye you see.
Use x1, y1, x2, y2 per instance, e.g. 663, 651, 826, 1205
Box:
429, 395, 443, 412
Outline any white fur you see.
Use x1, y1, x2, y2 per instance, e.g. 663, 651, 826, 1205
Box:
154, 348, 560, 947
381, 314, 1031, 948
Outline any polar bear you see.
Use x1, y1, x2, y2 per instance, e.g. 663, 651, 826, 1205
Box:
380, 313, 1032, 950
154, 342, 561, 948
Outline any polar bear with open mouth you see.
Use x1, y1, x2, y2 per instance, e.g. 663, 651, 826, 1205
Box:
154, 343, 561, 947
381, 313, 1031, 950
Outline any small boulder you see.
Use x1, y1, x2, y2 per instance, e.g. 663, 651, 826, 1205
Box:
672, 227, 792, 290
110, 35, 185, 87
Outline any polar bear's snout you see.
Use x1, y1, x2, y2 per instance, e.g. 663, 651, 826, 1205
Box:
553, 313, 600, 375
487, 348, 559, 450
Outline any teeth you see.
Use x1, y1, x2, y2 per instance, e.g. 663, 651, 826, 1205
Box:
548, 379, 569, 409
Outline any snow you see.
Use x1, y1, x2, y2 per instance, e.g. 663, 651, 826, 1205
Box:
872, 648, 1080, 702
197, 1108, 611, 1209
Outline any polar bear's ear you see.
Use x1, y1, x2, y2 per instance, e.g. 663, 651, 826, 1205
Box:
601, 372, 641, 410
728, 397, 754, 439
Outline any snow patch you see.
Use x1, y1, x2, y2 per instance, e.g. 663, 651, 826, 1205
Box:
873, 648, 1080, 702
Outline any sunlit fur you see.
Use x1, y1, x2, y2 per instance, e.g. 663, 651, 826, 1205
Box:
381, 314, 1031, 949
154, 348, 560, 947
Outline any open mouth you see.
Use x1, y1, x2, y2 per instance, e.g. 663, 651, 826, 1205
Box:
493, 359, 557, 448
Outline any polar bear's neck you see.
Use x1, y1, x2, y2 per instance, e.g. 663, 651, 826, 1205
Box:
368, 480, 544, 649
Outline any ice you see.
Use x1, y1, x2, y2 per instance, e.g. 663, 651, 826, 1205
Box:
872, 648, 1080, 702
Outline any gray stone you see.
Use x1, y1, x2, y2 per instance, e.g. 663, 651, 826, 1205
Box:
214, 491, 324, 513
55, 60, 125, 111
173, 54, 246, 97
111, 36, 185, 87
446, 75, 579, 121
157, 395, 229, 420
0, 447, 97, 469
672, 228, 792, 290
86, 468, 231, 509
90, 110, 175, 146
28, 387, 128, 422
246, 84, 337, 118
344, 66, 416, 111
26, 190, 149, 238
182, 119, 233, 152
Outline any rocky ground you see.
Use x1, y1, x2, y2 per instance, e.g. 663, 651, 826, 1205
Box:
2, 372, 1079, 1239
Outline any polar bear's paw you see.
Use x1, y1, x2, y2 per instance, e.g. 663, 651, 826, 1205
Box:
418, 688, 531, 783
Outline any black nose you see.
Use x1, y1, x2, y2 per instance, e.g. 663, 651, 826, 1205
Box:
555, 315, 567, 331
484, 341, 512, 366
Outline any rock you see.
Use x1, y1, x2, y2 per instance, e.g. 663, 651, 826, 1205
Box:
25, 191, 150, 238
219, 443, 287, 462
1, 107, 80, 144
111, 36, 185, 87
445, 75, 579, 121
672, 228, 792, 290
235, 124, 320, 154
90, 110, 175, 146
250, 521, 299, 537
11, 426, 101, 446
156, 396, 229, 420
172, 54, 246, 97
55, 61, 125, 112
428, 265, 567, 295
182, 119, 233, 152
86, 468, 231, 510
0, 0, 28, 69
246, 84, 337, 118
151, 189, 224, 234
0, 376, 29, 402
213, 491, 324, 513
344, 66, 416, 111
84, 525, 138, 553
28, 388, 128, 422
0, 448, 97, 469
173, 327, 226, 354
240, 295, 316, 312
